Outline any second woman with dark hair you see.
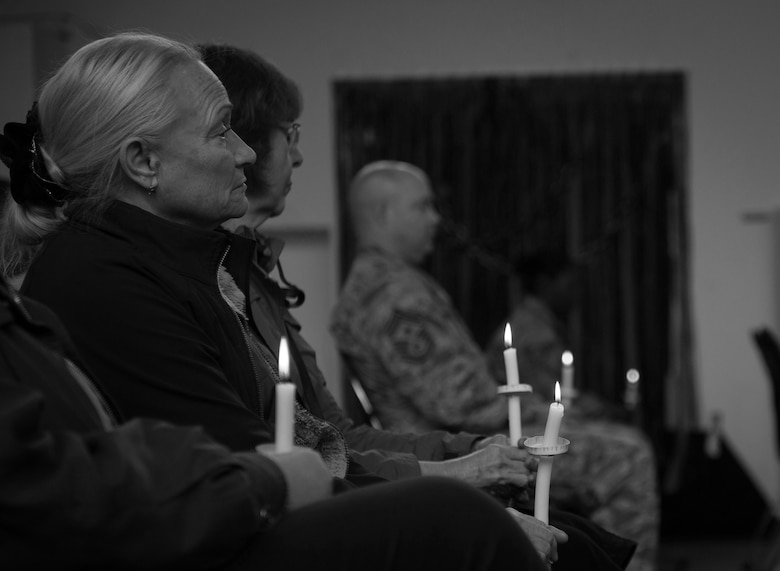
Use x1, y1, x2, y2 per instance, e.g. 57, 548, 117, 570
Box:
197, 43, 637, 571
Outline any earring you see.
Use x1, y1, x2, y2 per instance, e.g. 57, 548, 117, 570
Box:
148, 184, 156, 196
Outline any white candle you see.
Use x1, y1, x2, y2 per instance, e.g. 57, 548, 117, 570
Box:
542, 382, 565, 446
503, 323, 522, 445
624, 368, 640, 411
275, 336, 295, 452
534, 381, 565, 524
561, 351, 574, 407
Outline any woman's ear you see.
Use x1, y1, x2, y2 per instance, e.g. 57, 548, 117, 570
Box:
118, 138, 159, 191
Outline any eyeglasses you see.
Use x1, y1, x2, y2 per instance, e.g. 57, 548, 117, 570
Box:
279, 122, 301, 147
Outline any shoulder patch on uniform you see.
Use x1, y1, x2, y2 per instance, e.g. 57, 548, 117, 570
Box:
385, 309, 434, 363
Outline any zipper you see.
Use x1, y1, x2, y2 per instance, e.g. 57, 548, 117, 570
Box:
216, 245, 264, 418
238, 313, 264, 418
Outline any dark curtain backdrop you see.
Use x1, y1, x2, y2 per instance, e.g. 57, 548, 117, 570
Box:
333, 72, 696, 461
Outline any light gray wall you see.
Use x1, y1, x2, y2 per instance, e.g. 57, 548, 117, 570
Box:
2, 0, 778, 506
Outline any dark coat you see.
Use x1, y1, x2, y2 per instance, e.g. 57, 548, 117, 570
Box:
21, 201, 382, 490
22, 201, 275, 451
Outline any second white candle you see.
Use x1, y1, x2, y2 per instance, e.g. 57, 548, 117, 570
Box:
503, 323, 522, 445
534, 381, 565, 524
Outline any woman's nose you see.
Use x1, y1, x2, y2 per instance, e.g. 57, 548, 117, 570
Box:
291, 144, 303, 168
231, 131, 256, 167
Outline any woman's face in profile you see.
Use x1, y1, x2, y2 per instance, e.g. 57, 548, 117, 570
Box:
242, 122, 304, 225
150, 62, 256, 230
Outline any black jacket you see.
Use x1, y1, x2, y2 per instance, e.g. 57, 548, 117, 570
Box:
23, 201, 385, 490
23, 201, 275, 451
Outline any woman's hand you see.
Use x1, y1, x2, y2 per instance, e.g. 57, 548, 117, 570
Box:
256, 444, 334, 510
505, 508, 568, 568
420, 440, 535, 488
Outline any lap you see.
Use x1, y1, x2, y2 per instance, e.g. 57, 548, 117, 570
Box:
227, 478, 545, 571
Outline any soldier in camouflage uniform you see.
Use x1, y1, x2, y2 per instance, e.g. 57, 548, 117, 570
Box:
331, 161, 659, 571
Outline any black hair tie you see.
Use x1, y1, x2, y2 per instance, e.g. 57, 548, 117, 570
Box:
0, 102, 71, 207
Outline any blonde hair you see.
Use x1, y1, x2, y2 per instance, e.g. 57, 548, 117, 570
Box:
0, 32, 201, 280
0, 192, 64, 281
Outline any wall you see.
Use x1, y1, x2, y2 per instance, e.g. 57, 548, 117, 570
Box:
2, 0, 778, 506
0, 22, 34, 128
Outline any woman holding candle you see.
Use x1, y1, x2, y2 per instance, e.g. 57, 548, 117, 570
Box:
199, 42, 536, 487
0, 32, 563, 571
0, 276, 560, 570
1, 30, 637, 568
9, 33, 351, 478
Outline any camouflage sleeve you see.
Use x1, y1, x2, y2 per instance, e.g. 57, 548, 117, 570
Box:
273, 240, 485, 466
369, 291, 509, 434
288, 302, 481, 460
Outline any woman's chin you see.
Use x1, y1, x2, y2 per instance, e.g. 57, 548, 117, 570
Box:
270, 198, 287, 218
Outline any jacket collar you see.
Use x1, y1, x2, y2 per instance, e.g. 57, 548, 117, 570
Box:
231, 225, 286, 274
70, 201, 257, 285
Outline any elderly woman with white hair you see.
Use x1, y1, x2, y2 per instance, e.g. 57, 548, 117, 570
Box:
0, 31, 559, 570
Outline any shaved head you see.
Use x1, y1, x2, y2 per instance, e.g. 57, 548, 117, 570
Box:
349, 161, 429, 237
348, 161, 439, 264
351, 161, 429, 196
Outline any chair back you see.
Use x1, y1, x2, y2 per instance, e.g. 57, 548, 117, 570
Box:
751, 327, 780, 457
340, 353, 383, 430
749, 327, 780, 571
350, 377, 383, 430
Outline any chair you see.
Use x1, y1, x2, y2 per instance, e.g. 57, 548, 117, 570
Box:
349, 376, 383, 430
340, 354, 383, 430
753, 328, 780, 457
749, 327, 780, 570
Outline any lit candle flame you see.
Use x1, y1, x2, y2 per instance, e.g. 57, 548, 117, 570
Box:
504, 323, 512, 348
626, 369, 640, 384
554, 381, 561, 403
279, 336, 290, 381
561, 351, 573, 366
